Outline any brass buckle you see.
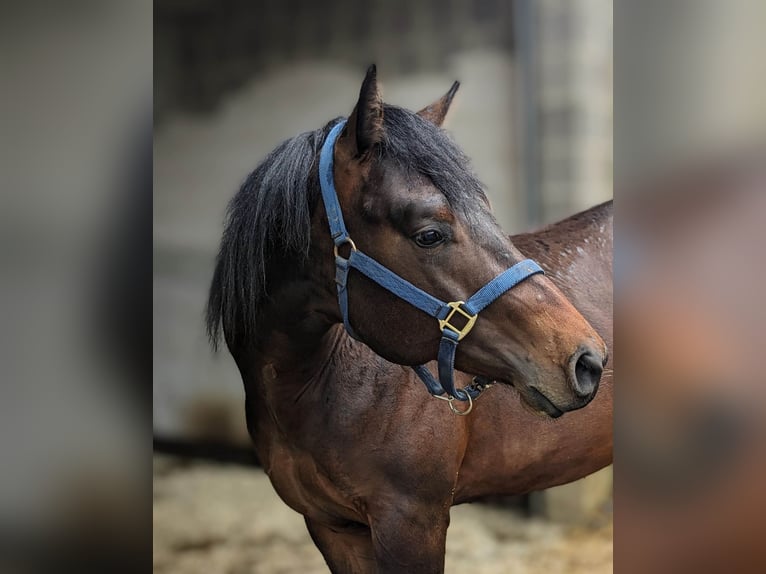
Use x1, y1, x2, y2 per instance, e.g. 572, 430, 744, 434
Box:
438, 301, 477, 341
333, 237, 357, 259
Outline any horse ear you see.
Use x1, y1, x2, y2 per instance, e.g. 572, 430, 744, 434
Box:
416, 81, 460, 127
341, 64, 384, 158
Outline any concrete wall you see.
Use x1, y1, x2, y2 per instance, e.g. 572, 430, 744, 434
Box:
537, 0, 613, 221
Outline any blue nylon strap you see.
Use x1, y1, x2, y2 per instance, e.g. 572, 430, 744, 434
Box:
319, 121, 351, 244
323, 120, 361, 341
334, 255, 360, 339
437, 330, 467, 400
348, 251, 445, 318
412, 349, 488, 401
318, 116, 545, 403
463, 260, 544, 315
348, 250, 543, 322
412, 365, 447, 396
412, 360, 484, 401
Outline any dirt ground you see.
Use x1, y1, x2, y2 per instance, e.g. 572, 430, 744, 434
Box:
153, 456, 612, 574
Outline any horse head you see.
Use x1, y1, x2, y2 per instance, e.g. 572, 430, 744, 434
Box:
318, 66, 607, 416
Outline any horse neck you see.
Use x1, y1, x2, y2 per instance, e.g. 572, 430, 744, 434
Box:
238, 242, 341, 392
516, 201, 612, 283
514, 201, 613, 340
456, 385, 612, 500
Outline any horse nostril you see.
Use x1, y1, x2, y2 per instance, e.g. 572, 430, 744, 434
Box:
573, 350, 603, 398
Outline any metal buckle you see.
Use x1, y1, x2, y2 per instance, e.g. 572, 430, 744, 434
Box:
432, 392, 474, 416
466, 378, 494, 400
438, 301, 477, 341
333, 237, 357, 259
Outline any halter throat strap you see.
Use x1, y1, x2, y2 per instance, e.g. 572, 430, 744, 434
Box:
319, 120, 544, 402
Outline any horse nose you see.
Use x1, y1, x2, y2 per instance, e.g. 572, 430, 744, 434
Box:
569, 347, 603, 399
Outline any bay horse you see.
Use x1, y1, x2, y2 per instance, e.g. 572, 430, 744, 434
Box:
207, 66, 611, 573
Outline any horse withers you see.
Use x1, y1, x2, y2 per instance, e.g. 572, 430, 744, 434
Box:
207, 66, 609, 573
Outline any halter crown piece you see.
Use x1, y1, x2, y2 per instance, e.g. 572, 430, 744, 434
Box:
319, 120, 544, 412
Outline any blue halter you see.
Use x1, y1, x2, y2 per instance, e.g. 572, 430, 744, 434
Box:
319, 120, 544, 405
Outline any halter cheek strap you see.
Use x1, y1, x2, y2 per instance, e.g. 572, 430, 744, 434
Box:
319, 120, 544, 404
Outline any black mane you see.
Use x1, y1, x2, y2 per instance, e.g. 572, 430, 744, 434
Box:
206, 105, 488, 350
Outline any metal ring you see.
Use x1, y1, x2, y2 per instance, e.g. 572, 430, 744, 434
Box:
448, 392, 473, 416
333, 237, 357, 259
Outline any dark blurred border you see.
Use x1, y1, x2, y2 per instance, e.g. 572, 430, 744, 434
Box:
0, 2, 152, 572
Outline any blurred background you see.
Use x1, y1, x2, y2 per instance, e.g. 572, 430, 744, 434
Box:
153, 0, 613, 572
614, 1, 766, 572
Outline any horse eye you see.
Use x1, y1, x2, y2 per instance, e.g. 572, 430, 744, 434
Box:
414, 229, 444, 248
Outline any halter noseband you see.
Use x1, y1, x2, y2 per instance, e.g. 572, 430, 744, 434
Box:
319, 120, 543, 407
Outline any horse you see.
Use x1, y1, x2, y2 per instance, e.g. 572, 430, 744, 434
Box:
207, 66, 611, 573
